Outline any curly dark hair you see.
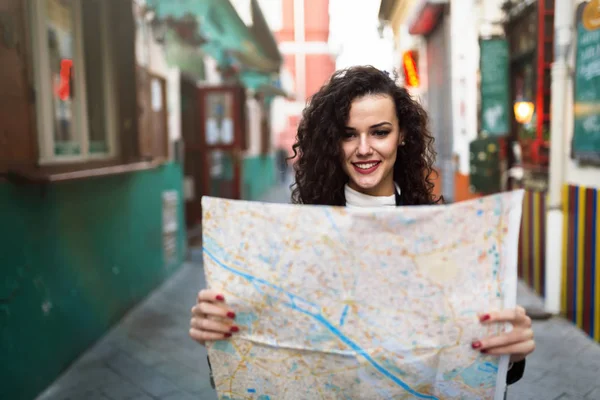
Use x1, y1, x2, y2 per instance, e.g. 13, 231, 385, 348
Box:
290, 65, 441, 206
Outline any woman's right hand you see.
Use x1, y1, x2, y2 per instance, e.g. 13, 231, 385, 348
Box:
189, 289, 239, 345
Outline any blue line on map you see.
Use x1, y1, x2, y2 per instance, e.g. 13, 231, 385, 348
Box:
340, 304, 349, 326
323, 209, 350, 246
203, 247, 439, 400
213, 246, 322, 311
322, 209, 360, 294
479, 362, 498, 373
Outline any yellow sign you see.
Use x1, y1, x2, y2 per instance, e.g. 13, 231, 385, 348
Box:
402, 51, 420, 88
583, 0, 600, 31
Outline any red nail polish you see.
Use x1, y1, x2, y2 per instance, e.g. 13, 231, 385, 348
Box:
225, 333, 232, 338
471, 341, 482, 349
480, 314, 491, 322
230, 326, 239, 333
481, 349, 488, 354
227, 312, 236, 319
216, 294, 225, 301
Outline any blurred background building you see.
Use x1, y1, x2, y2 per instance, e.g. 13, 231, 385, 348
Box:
1, 0, 599, 398
0, 0, 288, 398
379, 0, 600, 342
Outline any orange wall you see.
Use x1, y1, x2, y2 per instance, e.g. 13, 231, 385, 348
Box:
431, 169, 443, 201
275, 0, 295, 42
454, 172, 482, 202
275, 0, 330, 43
284, 54, 296, 80
304, 0, 329, 41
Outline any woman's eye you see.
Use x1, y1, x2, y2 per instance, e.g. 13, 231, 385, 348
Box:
342, 132, 356, 139
373, 130, 390, 136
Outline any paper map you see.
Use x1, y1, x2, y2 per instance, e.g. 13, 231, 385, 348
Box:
202, 191, 523, 400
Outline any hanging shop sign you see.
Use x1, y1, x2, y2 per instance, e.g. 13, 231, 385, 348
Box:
469, 136, 502, 194
402, 51, 420, 88
573, 0, 600, 164
479, 38, 510, 136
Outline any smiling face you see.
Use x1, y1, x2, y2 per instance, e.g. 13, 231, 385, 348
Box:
340, 94, 402, 197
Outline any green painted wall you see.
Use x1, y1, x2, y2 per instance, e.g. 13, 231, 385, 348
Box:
242, 154, 277, 200
0, 163, 186, 400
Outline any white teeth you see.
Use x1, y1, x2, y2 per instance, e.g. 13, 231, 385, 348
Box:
354, 162, 379, 170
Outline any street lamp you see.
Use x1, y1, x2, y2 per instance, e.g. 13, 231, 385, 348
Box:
514, 98, 535, 124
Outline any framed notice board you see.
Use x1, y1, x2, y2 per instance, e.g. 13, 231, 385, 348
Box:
480, 38, 510, 136
573, 1, 600, 164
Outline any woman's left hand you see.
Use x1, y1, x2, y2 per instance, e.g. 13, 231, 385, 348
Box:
471, 305, 535, 363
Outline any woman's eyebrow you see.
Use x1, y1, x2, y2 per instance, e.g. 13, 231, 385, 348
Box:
345, 122, 392, 130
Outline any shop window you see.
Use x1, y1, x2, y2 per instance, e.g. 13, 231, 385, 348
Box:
29, 0, 117, 164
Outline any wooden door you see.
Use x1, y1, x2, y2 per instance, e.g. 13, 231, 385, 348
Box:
136, 66, 168, 161
197, 85, 246, 200
181, 82, 246, 229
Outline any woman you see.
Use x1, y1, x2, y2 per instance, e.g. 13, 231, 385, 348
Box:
190, 66, 534, 386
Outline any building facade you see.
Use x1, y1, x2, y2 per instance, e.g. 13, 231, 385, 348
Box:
380, 0, 600, 343
0, 1, 186, 398
143, 0, 285, 232
1, 0, 286, 397
272, 0, 337, 160
547, 0, 600, 342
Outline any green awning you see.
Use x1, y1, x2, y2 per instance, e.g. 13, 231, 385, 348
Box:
257, 84, 288, 98
146, 0, 282, 73
162, 31, 206, 79
239, 70, 289, 98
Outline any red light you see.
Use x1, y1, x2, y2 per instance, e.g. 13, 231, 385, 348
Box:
56, 59, 73, 101
403, 51, 420, 88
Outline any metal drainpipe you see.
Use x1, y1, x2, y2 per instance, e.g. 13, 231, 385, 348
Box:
544, 0, 574, 315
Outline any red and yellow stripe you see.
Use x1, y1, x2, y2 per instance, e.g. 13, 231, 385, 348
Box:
562, 184, 600, 342
518, 190, 547, 296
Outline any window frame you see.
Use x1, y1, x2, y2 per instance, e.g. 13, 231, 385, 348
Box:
29, 0, 118, 165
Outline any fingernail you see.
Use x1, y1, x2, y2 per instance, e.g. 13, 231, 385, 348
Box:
230, 326, 239, 333
471, 341, 482, 349
216, 294, 225, 301
481, 349, 488, 354
480, 314, 491, 322
227, 312, 236, 319
225, 333, 232, 338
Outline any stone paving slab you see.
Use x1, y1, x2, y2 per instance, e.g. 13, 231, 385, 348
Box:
509, 284, 600, 400
36, 260, 217, 400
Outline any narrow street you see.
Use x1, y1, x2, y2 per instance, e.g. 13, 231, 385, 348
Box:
36, 183, 600, 400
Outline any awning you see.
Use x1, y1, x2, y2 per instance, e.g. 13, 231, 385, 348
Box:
407, 0, 447, 35
257, 84, 288, 98
239, 70, 290, 99
146, 0, 282, 74
162, 31, 206, 80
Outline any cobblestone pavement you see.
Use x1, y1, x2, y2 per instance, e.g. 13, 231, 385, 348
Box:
509, 284, 600, 400
36, 258, 216, 400
37, 183, 600, 400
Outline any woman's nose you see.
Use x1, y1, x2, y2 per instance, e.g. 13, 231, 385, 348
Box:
357, 135, 372, 155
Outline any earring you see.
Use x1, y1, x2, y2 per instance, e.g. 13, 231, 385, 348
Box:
401, 140, 406, 146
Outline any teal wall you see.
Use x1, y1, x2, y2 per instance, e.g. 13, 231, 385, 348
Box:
0, 163, 187, 400
242, 154, 277, 200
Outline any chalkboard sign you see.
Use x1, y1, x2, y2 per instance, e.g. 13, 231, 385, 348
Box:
480, 39, 510, 136
573, 1, 600, 164
469, 136, 501, 194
